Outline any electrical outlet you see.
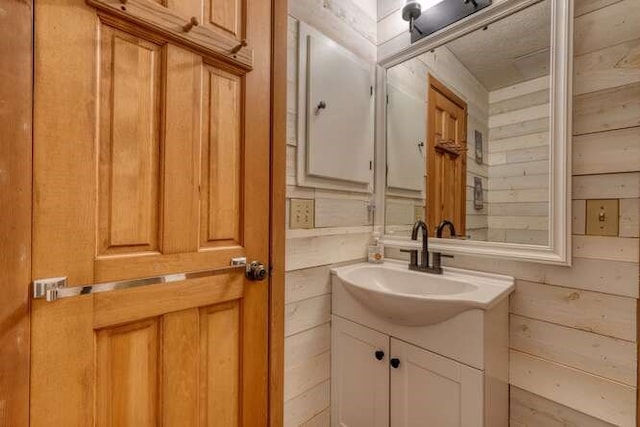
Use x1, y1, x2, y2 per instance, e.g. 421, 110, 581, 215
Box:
586, 199, 618, 236
414, 206, 424, 222
290, 199, 314, 229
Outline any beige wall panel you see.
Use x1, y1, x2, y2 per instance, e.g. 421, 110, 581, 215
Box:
510, 281, 636, 341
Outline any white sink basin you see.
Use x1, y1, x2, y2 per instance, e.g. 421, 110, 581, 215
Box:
332, 261, 514, 326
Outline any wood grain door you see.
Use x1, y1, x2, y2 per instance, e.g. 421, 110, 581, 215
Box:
426, 75, 467, 236
31, 0, 272, 425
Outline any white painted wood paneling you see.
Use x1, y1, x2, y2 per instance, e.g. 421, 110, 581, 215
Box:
510, 351, 636, 426
573, 38, 640, 96
284, 380, 331, 427
285, 351, 331, 401
510, 386, 617, 427
573, 172, 640, 199
573, 0, 640, 56
314, 198, 371, 228
286, 324, 331, 369
509, 280, 636, 341
619, 198, 640, 238
572, 235, 639, 263
573, 127, 640, 175
573, 82, 640, 136
285, 294, 331, 337
286, 266, 331, 304
572, 200, 586, 235
510, 314, 637, 386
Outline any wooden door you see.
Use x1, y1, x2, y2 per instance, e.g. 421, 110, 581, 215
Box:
31, 0, 273, 425
331, 316, 390, 427
426, 75, 467, 236
389, 339, 483, 427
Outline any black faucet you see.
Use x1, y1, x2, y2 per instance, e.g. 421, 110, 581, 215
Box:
401, 220, 442, 273
432, 220, 457, 274
436, 220, 456, 238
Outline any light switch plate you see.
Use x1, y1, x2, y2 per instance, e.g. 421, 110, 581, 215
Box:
290, 199, 314, 229
586, 199, 619, 237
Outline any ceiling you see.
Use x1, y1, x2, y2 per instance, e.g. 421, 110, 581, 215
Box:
444, 0, 551, 91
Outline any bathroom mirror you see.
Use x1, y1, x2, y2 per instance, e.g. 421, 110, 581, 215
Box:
380, 0, 572, 265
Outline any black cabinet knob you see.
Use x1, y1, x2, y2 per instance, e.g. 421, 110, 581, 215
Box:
375, 350, 385, 360
390, 358, 400, 369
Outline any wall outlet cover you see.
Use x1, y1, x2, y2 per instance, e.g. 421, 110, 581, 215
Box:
586, 199, 619, 237
290, 199, 315, 229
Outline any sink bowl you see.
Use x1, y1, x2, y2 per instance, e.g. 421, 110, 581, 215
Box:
332, 261, 514, 326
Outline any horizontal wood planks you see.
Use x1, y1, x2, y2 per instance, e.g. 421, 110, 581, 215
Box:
284, 2, 377, 423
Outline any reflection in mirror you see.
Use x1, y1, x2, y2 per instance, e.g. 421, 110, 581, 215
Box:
385, 0, 551, 246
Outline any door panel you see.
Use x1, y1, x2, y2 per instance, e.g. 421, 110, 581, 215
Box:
164, 0, 245, 40
201, 68, 243, 247
96, 319, 161, 427
390, 339, 483, 427
205, 0, 244, 38
31, 0, 271, 425
200, 301, 241, 426
162, 44, 203, 255
98, 26, 162, 255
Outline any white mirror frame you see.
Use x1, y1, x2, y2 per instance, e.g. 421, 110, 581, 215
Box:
378, 0, 573, 265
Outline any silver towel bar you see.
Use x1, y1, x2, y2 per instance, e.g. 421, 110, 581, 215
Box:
33, 257, 247, 302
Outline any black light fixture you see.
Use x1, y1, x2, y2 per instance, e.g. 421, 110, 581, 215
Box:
402, 1, 422, 33
402, 0, 492, 44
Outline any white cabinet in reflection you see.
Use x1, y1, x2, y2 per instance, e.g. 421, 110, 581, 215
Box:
386, 85, 425, 193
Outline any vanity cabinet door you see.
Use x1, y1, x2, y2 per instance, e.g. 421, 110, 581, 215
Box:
390, 338, 483, 427
332, 316, 390, 427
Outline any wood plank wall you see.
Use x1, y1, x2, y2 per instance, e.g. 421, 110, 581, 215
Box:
0, 1, 33, 426
284, 0, 377, 425
378, 0, 640, 425
487, 76, 551, 245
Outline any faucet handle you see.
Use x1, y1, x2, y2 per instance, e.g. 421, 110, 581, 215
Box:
399, 249, 419, 268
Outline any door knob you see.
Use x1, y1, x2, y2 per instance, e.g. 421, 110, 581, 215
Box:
246, 261, 267, 281
390, 358, 400, 369
375, 350, 385, 360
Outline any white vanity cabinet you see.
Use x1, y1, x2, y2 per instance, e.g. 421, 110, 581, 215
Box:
332, 316, 484, 427
390, 338, 483, 427
331, 316, 389, 427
